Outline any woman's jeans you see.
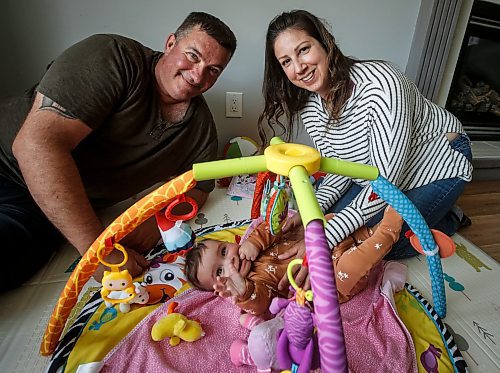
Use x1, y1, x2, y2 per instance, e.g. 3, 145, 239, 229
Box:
328, 134, 473, 260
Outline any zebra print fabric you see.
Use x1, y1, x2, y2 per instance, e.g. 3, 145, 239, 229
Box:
47, 290, 103, 372
405, 283, 468, 372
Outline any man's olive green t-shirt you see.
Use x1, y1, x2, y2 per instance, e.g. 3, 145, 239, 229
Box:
0, 34, 217, 208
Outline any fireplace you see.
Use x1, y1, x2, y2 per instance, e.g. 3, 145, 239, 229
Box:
446, 0, 500, 140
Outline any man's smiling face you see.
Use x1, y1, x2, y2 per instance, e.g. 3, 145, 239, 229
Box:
155, 26, 232, 103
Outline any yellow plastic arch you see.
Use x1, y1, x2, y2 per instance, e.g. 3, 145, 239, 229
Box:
40, 171, 196, 356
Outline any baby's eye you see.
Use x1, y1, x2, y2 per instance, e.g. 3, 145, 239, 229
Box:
221, 246, 227, 257
216, 267, 223, 277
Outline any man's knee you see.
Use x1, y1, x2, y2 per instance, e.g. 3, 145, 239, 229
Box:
0, 212, 59, 292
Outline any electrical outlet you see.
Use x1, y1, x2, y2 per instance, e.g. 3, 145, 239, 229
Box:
226, 92, 243, 118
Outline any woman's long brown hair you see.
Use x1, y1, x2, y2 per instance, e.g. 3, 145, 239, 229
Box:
258, 10, 357, 148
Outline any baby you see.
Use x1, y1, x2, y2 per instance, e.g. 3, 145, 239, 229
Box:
185, 207, 403, 315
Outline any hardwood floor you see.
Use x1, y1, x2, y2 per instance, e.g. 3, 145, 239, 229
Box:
457, 180, 500, 263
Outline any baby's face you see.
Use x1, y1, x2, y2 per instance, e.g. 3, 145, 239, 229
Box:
196, 240, 252, 290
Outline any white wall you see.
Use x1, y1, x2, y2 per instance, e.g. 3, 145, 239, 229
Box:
1, 0, 420, 149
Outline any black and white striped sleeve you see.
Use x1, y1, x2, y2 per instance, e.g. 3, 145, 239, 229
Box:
315, 173, 352, 213
323, 68, 413, 248
323, 183, 387, 247
367, 64, 412, 187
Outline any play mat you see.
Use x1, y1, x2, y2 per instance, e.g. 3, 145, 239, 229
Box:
0, 186, 497, 372
2, 132, 500, 373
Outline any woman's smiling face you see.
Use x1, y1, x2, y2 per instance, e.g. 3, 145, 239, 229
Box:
273, 28, 330, 99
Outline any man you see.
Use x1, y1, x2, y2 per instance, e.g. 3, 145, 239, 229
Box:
0, 12, 236, 291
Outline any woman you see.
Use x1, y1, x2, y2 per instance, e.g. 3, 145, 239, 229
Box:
258, 10, 473, 290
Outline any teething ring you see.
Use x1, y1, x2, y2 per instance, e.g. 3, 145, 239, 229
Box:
165, 195, 198, 221
287, 258, 314, 302
97, 242, 129, 270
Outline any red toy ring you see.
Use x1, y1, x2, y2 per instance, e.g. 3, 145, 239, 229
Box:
165, 195, 198, 221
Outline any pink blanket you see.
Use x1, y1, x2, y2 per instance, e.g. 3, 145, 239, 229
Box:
101, 289, 253, 373
101, 262, 416, 372
341, 261, 417, 373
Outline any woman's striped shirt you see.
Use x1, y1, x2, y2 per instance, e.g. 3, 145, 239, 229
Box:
300, 61, 473, 247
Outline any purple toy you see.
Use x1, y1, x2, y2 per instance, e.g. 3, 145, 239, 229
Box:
270, 297, 320, 373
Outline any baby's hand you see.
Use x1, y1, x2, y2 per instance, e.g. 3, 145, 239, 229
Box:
213, 262, 247, 302
239, 242, 259, 261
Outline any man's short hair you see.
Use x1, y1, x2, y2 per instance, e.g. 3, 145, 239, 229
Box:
175, 12, 237, 57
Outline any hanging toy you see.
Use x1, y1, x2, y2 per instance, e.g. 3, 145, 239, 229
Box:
156, 194, 198, 253
229, 259, 316, 372
160, 220, 195, 253
271, 259, 319, 373
261, 174, 289, 236
251, 171, 275, 219
97, 240, 137, 309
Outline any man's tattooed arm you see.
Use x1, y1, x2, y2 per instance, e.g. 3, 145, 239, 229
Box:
39, 96, 77, 120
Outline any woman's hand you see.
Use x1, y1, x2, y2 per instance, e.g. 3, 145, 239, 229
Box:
213, 261, 247, 303
277, 240, 310, 292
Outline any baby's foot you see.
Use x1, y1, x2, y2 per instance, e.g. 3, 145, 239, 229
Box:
230, 339, 253, 366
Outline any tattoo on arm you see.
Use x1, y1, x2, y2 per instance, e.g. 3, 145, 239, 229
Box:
39, 96, 77, 120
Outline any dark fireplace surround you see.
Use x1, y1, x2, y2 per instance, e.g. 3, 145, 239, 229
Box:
406, 0, 500, 141
446, 1, 500, 140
